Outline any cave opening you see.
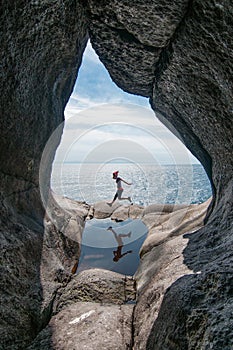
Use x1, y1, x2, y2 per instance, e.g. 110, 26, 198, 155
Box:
46, 41, 212, 276
50, 41, 212, 208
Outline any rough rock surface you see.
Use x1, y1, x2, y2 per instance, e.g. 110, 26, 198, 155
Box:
85, 1, 233, 349
92, 201, 121, 219
0, 1, 233, 349
86, 0, 190, 96
146, 271, 233, 350
87, 200, 213, 349
29, 269, 135, 350
39, 195, 90, 325
0, 1, 88, 348
133, 200, 210, 349
53, 269, 136, 312
28, 302, 133, 350
27, 200, 208, 350
140, 199, 211, 256
111, 205, 130, 222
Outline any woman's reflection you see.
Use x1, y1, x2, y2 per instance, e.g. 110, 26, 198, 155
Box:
107, 226, 133, 262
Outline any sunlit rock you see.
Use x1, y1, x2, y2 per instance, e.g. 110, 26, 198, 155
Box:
28, 302, 133, 350
93, 201, 121, 219
128, 204, 144, 220
111, 205, 130, 222
141, 199, 211, 256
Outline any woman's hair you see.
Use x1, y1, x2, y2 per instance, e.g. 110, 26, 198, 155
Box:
113, 171, 119, 177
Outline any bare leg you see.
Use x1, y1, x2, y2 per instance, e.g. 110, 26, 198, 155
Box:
119, 232, 131, 238
107, 227, 125, 245
118, 190, 132, 203
112, 231, 123, 246
108, 192, 118, 205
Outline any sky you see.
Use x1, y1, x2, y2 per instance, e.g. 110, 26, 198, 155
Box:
54, 41, 199, 165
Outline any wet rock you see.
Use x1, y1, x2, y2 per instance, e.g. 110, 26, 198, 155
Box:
28, 302, 134, 350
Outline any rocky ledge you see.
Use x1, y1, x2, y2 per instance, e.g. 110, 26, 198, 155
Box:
28, 269, 135, 350
27, 194, 211, 349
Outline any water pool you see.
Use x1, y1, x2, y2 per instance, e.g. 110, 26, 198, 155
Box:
77, 218, 148, 276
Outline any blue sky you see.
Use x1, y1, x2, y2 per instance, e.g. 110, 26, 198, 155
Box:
66, 41, 149, 113
55, 41, 198, 165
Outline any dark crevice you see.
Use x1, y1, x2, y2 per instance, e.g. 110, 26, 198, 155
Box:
102, 24, 158, 52
28, 275, 73, 348
37, 290, 57, 333
130, 297, 136, 350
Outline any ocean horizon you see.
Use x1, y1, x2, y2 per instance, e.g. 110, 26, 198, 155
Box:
51, 162, 212, 207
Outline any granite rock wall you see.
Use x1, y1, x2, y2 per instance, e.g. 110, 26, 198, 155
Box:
0, 2, 88, 348
0, 1, 88, 218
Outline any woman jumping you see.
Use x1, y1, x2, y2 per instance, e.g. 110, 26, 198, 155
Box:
108, 171, 132, 205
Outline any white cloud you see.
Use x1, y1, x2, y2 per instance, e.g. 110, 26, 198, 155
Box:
65, 96, 100, 118
57, 43, 199, 165
55, 103, 198, 165
84, 41, 101, 64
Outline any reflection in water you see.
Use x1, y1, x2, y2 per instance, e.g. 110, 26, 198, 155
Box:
76, 218, 148, 276
107, 226, 132, 262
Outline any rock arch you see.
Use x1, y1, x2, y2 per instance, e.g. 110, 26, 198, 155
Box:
0, 1, 232, 348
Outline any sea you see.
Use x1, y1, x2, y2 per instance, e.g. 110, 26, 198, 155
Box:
51, 162, 212, 206
51, 162, 212, 276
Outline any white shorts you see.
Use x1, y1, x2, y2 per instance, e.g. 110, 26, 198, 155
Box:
117, 189, 123, 198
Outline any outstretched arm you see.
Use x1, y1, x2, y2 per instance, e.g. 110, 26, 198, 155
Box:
121, 178, 132, 185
